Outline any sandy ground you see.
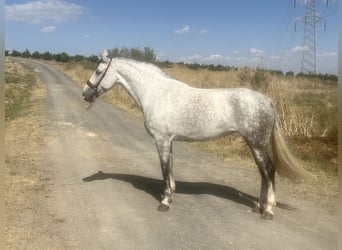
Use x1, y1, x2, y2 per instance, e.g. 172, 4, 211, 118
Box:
5, 58, 338, 249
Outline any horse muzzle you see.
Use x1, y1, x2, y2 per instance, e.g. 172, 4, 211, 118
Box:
82, 87, 97, 103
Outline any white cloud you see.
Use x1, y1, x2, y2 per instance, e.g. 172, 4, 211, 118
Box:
318, 51, 337, 57
41, 25, 56, 33
199, 29, 208, 34
5, 0, 85, 24
188, 54, 202, 60
289, 45, 305, 53
317, 51, 337, 74
249, 48, 265, 57
207, 54, 223, 60
175, 25, 190, 34
248, 57, 263, 63
83, 34, 91, 38
179, 53, 228, 65
233, 57, 248, 61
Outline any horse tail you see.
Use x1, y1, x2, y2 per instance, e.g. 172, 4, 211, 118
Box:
271, 118, 308, 182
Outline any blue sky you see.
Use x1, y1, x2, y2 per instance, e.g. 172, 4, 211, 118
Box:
5, 0, 338, 74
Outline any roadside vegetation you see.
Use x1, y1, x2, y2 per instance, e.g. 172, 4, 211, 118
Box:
5, 59, 38, 120
6, 48, 337, 178
5, 58, 49, 248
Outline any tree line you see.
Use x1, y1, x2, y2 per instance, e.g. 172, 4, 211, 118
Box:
107, 47, 156, 63
5, 49, 100, 64
5, 48, 337, 82
5, 46, 157, 64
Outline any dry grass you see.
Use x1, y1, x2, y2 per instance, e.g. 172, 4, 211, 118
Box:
56, 61, 337, 176
5, 58, 52, 249
5, 59, 38, 120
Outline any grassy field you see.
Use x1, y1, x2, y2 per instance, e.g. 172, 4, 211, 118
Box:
55, 60, 337, 178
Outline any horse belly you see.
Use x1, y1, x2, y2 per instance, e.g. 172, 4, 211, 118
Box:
176, 126, 236, 141
172, 105, 237, 141
146, 90, 238, 141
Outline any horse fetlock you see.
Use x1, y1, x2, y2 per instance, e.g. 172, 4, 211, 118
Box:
162, 188, 174, 200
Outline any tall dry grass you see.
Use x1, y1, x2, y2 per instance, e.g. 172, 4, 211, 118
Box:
58, 61, 337, 175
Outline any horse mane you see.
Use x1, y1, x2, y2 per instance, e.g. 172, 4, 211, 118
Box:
113, 58, 172, 80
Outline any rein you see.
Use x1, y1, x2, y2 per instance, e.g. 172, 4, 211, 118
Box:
86, 57, 113, 92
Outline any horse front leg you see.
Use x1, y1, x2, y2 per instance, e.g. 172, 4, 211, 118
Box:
155, 139, 176, 211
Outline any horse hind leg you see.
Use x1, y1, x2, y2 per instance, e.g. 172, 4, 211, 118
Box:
250, 145, 276, 220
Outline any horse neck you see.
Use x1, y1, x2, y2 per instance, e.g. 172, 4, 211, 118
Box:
114, 60, 156, 111
116, 76, 143, 110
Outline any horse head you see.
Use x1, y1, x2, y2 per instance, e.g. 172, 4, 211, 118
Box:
82, 50, 117, 103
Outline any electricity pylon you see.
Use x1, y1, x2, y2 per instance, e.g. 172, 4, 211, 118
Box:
295, 0, 328, 74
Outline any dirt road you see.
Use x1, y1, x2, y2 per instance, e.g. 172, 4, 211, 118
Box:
9, 59, 337, 249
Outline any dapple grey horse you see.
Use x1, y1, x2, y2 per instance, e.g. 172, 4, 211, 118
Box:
83, 50, 305, 219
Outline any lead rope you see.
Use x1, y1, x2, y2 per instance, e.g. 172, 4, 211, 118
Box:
85, 101, 95, 111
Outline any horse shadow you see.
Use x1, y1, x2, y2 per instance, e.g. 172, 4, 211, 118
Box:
82, 171, 295, 211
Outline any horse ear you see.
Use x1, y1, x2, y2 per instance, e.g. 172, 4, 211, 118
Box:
100, 49, 110, 62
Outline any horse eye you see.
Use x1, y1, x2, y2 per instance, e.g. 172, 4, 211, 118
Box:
96, 69, 103, 75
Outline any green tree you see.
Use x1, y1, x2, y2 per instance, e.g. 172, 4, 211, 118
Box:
55, 52, 70, 63
31, 51, 41, 59
131, 47, 143, 61
109, 48, 120, 58
286, 71, 294, 77
108, 46, 157, 63
119, 47, 130, 58
42, 51, 53, 60
22, 49, 31, 58
143, 47, 156, 63
72, 54, 86, 61
10, 50, 22, 57
88, 55, 100, 64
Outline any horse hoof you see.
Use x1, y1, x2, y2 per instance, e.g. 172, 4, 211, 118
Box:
261, 211, 274, 220
252, 205, 263, 214
157, 203, 170, 212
